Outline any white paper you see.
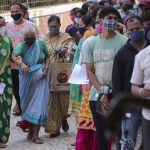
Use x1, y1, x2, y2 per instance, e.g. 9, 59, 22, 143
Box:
68, 64, 89, 85
125, 113, 131, 118
0, 82, 6, 94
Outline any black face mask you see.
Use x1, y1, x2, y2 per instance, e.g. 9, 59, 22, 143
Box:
123, 3, 133, 10
24, 38, 36, 47
78, 27, 86, 36
11, 13, 22, 21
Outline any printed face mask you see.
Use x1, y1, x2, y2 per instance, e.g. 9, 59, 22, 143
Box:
49, 26, 60, 36
102, 19, 117, 31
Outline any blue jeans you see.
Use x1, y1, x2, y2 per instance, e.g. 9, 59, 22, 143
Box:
121, 111, 142, 150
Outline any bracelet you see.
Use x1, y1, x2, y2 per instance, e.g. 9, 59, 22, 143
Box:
139, 88, 144, 97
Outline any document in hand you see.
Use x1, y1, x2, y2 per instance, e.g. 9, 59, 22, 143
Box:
68, 64, 89, 85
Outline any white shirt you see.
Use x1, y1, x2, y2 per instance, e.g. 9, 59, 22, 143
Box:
131, 45, 150, 120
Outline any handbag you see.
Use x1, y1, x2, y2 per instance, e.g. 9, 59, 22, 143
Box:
96, 85, 112, 116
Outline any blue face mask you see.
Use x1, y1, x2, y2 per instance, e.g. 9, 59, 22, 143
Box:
129, 30, 145, 43
74, 17, 80, 25
102, 19, 117, 31
78, 27, 86, 36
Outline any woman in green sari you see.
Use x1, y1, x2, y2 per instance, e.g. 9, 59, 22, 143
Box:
0, 28, 13, 148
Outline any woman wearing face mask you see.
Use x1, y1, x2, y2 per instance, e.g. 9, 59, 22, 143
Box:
66, 7, 80, 44
12, 27, 50, 144
44, 15, 76, 138
69, 15, 96, 148
0, 27, 13, 148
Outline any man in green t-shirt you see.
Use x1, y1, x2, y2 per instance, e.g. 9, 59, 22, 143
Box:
83, 6, 128, 150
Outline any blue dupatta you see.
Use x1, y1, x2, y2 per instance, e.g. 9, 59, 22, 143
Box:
19, 40, 42, 108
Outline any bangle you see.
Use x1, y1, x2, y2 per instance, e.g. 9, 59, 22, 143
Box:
139, 88, 144, 97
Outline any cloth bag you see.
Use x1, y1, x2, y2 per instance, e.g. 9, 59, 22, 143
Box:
49, 63, 72, 91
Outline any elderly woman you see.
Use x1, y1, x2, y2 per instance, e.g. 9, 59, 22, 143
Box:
45, 15, 76, 137
12, 28, 50, 144
0, 26, 13, 148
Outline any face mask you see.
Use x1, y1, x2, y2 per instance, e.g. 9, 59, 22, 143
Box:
78, 27, 86, 36
24, 38, 36, 47
95, 24, 102, 33
124, 3, 133, 10
70, 16, 75, 22
74, 17, 80, 25
49, 26, 60, 36
129, 30, 145, 43
11, 13, 22, 21
103, 19, 117, 31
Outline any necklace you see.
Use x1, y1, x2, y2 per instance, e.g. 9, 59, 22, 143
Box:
49, 34, 60, 50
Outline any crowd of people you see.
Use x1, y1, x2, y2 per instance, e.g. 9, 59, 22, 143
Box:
0, 0, 150, 149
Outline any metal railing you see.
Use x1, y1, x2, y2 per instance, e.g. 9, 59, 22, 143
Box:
0, 0, 81, 12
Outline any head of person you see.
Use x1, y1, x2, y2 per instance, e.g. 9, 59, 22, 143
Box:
81, 2, 89, 14
21, 3, 29, 20
10, 3, 23, 22
88, 1, 98, 15
23, 27, 36, 47
48, 15, 61, 36
125, 16, 145, 43
78, 15, 93, 36
0, 16, 6, 28
99, 0, 111, 8
98, 6, 121, 33
74, 9, 86, 25
121, 0, 135, 10
138, 0, 150, 24
69, 7, 79, 22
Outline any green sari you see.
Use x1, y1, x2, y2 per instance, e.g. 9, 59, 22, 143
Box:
0, 36, 13, 144
68, 39, 83, 115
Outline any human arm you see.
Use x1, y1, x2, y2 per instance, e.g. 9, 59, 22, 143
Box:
86, 63, 101, 93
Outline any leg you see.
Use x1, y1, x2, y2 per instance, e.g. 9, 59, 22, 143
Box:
59, 92, 69, 132
142, 117, 150, 150
89, 101, 110, 150
32, 125, 43, 144
45, 92, 61, 136
27, 123, 33, 140
11, 69, 22, 114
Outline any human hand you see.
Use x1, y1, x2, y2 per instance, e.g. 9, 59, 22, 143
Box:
140, 88, 150, 98
21, 63, 29, 76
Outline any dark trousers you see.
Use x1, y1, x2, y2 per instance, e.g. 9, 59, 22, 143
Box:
142, 117, 150, 150
11, 69, 22, 113
89, 101, 110, 150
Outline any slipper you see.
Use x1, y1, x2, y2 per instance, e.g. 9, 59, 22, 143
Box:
12, 112, 21, 116
62, 120, 69, 132
50, 131, 60, 138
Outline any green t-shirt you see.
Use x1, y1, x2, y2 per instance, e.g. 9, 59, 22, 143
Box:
84, 32, 128, 101
13, 39, 49, 64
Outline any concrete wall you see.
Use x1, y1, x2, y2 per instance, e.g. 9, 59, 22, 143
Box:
2, 2, 82, 35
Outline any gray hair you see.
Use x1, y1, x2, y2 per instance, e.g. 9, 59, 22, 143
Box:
23, 26, 36, 37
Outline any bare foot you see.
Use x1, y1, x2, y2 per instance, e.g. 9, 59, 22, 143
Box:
0, 143, 7, 148
32, 138, 43, 144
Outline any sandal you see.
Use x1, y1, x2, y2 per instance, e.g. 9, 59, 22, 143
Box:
0, 143, 7, 148
50, 131, 60, 138
32, 138, 43, 144
62, 120, 69, 132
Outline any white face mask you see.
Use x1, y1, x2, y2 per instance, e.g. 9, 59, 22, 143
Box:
120, 12, 126, 19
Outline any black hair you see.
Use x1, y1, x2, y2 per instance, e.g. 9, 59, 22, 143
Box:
91, 6, 101, 19
99, 6, 121, 19
48, 15, 61, 25
9, 3, 23, 10
70, 7, 79, 15
74, 8, 86, 16
98, 0, 111, 6
21, 3, 28, 12
125, 16, 143, 28
0, 16, 4, 19
82, 2, 89, 13
82, 15, 93, 26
